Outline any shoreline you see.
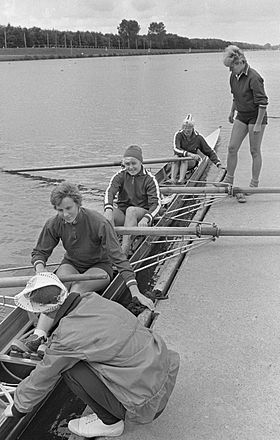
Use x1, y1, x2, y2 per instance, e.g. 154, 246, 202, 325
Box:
0, 47, 221, 62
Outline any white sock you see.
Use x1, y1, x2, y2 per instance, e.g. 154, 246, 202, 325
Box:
33, 329, 47, 338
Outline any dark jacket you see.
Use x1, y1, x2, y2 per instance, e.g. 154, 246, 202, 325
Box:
31, 207, 136, 287
104, 167, 161, 224
173, 130, 221, 165
230, 65, 268, 113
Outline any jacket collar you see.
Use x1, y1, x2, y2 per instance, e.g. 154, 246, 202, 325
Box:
50, 292, 82, 334
236, 63, 249, 80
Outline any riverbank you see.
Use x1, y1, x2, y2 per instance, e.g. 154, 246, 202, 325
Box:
0, 47, 220, 62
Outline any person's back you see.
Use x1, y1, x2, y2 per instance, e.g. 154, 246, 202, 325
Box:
11, 278, 179, 433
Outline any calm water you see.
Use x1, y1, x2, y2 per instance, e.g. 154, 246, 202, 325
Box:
0, 51, 279, 270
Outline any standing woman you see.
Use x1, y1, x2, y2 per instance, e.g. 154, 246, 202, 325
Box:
222, 45, 268, 202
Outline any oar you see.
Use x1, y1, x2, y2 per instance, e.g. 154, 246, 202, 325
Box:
2, 157, 194, 174
115, 226, 280, 237
0, 273, 108, 289
160, 186, 280, 195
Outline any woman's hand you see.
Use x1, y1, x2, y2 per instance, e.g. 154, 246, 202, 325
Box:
138, 217, 149, 227
129, 285, 155, 311
104, 209, 114, 225
3, 404, 14, 417
228, 112, 235, 124
253, 123, 261, 133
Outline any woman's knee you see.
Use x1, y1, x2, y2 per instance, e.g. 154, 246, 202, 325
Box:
227, 143, 240, 155
125, 206, 139, 222
249, 143, 262, 158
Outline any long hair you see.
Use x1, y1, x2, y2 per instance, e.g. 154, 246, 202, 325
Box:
223, 45, 247, 67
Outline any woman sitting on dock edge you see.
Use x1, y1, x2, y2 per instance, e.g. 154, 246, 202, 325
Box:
104, 145, 161, 256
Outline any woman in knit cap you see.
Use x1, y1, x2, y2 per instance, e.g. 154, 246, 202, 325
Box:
170, 114, 222, 184
104, 145, 161, 256
222, 45, 268, 203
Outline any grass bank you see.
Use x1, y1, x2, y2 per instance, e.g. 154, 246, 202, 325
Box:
0, 47, 219, 62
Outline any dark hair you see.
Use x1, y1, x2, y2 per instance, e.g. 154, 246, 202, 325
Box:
30, 285, 61, 304
50, 182, 82, 208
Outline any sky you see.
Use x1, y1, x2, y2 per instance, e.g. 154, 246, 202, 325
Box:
1, 0, 280, 46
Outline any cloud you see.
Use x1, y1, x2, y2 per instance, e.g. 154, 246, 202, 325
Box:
0, 0, 279, 44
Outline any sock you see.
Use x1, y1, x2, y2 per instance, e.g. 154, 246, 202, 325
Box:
33, 329, 47, 338
250, 179, 259, 187
223, 174, 234, 184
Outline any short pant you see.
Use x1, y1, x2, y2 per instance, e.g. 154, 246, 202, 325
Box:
59, 258, 113, 280
236, 110, 267, 125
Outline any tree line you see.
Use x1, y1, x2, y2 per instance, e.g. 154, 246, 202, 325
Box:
0, 20, 271, 51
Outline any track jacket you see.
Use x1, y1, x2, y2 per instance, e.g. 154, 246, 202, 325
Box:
13, 292, 180, 424
173, 130, 221, 166
104, 167, 161, 225
230, 64, 268, 113
31, 207, 137, 287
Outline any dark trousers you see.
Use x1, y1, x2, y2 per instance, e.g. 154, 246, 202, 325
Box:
62, 361, 126, 425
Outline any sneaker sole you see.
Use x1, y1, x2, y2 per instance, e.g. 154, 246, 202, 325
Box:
68, 421, 124, 437
236, 193, 247, 203
10, 340, 31, 353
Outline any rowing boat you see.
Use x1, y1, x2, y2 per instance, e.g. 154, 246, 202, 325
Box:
0, 127, 221, 439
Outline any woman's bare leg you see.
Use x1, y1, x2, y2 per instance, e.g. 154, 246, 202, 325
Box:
122, 207, 147, 255
225, 119, 248, 183
248, 124, 266, 184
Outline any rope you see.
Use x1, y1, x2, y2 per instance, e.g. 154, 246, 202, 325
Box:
131, 235, 214, 273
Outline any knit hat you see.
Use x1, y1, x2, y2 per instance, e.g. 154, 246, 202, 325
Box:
182, 114, 195, 127
14, 272, 68, 314
123, 145, 143, 163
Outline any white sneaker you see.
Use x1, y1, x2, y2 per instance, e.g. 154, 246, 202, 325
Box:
68, 413, 124, 437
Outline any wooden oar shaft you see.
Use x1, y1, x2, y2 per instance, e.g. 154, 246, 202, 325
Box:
115, 226, 280, 237
160, 186, 228, 194
160, 186, 280, 195
4, 157, 193, 173
0, 273, 108, 288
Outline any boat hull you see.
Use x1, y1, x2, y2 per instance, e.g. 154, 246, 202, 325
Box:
0, 128, 221, 439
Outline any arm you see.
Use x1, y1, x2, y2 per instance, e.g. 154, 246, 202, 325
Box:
250, 75, 268, 133
173, 131, 187, 157
12, 346, 83, 415
197, 135, 221, 166
254, 106, 267, 132
31, 217, 60, 272
104, 171, 123, 217
251, 74, 268, 133
229, 101, 237, 123
99, 220, 154, 310
139, 173, 161, 226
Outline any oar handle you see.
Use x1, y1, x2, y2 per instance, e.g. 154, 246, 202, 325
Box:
0, 273, 108, 288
